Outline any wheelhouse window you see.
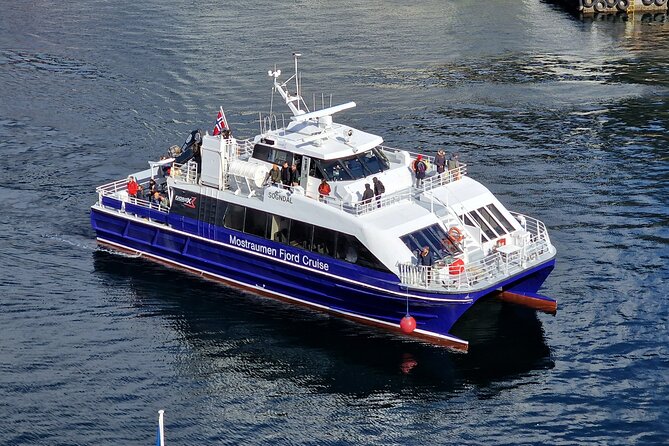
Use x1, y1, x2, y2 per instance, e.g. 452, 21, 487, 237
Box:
319, 159, 354, 181
314, 148, 390, 182
252, 144, 294, 166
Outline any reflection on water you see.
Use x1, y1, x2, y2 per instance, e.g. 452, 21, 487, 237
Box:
93, 250, 553, 397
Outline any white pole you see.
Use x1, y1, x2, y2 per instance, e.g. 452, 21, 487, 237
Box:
220, 106, 229, 132
158, 410, 165, 446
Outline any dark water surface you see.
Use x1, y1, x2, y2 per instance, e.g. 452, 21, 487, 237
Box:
1, 1, 668, 444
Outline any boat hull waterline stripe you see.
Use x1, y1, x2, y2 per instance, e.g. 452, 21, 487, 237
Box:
97, 237, 470, 350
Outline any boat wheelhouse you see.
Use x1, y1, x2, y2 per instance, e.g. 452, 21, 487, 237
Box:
91, 55, 557, 351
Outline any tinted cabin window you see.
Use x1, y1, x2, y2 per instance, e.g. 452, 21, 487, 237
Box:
312, 226, 336, 256
244, 207, 268, 238
478, 206, 505, 236
469, 210, 497, 240
336, 233, 386, 271
269, 214, 291, 244
487, 204, 515, 233
400, 223, 459, 258
460, 213, 490, 242
289, 220, 313, 250
214, 201, 228, 227
224, 204, 245, 231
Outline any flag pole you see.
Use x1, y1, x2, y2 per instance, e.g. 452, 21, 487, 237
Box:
220, 106, 229, 131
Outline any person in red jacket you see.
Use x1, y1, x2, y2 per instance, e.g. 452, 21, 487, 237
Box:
127, 176, 142, 198
318, 178, 331, 200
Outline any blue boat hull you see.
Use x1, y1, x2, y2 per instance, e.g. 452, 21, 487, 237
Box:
91, 205, 555, 350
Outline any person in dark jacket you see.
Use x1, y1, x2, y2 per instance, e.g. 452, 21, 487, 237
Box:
372, 177, 385, 208
290, 163, 299, 186
281, 161, 291, 187
361, 183, 374, 204
412, 154, 427, 187
434, 149, 446, 175
419, 245, 435, 284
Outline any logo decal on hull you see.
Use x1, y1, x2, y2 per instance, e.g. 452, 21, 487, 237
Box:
174, 195, 197, 208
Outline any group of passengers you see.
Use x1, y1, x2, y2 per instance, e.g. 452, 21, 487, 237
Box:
359, 177, 385, 208
265, 161, 300, 188
411, 150, 460, 187
126, 176, 169, 209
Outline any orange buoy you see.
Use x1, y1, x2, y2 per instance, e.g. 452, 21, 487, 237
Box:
400, 315, 416, 334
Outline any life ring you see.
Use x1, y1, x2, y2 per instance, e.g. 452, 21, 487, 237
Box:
616, 0, 629, 10
448, 227, 464, 243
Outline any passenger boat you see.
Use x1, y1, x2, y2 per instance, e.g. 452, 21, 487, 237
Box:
90, 54, 557, 351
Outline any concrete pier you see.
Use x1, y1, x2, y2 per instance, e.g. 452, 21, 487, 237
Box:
559, 0, 668, 14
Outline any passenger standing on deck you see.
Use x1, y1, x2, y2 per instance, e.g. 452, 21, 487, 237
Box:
281, 161, 291, 187
361, 183, 374, 204
372, 177, 385, 208
435, 150, 446, 176
127, 176, 141, 199
318, 178, 331, 200
290, 163, 299, 186
419, 246, 434, 284
412, 155, 427, 188
447, 152, 460, 181
266, 163, 281, 186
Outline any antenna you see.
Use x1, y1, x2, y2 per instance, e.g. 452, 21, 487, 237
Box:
293, 52, 301, 109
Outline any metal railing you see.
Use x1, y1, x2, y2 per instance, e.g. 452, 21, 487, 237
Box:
309, 161, 468, 217
96, 177, 170, 213
416, 164, 468, 194
171, 160, 198, 184
397, 216, 553, 291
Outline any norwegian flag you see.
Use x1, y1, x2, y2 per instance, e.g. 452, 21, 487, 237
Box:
212, 107, 228, 136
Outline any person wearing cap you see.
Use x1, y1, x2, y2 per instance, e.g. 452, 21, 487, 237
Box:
412, 154, 427, 187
